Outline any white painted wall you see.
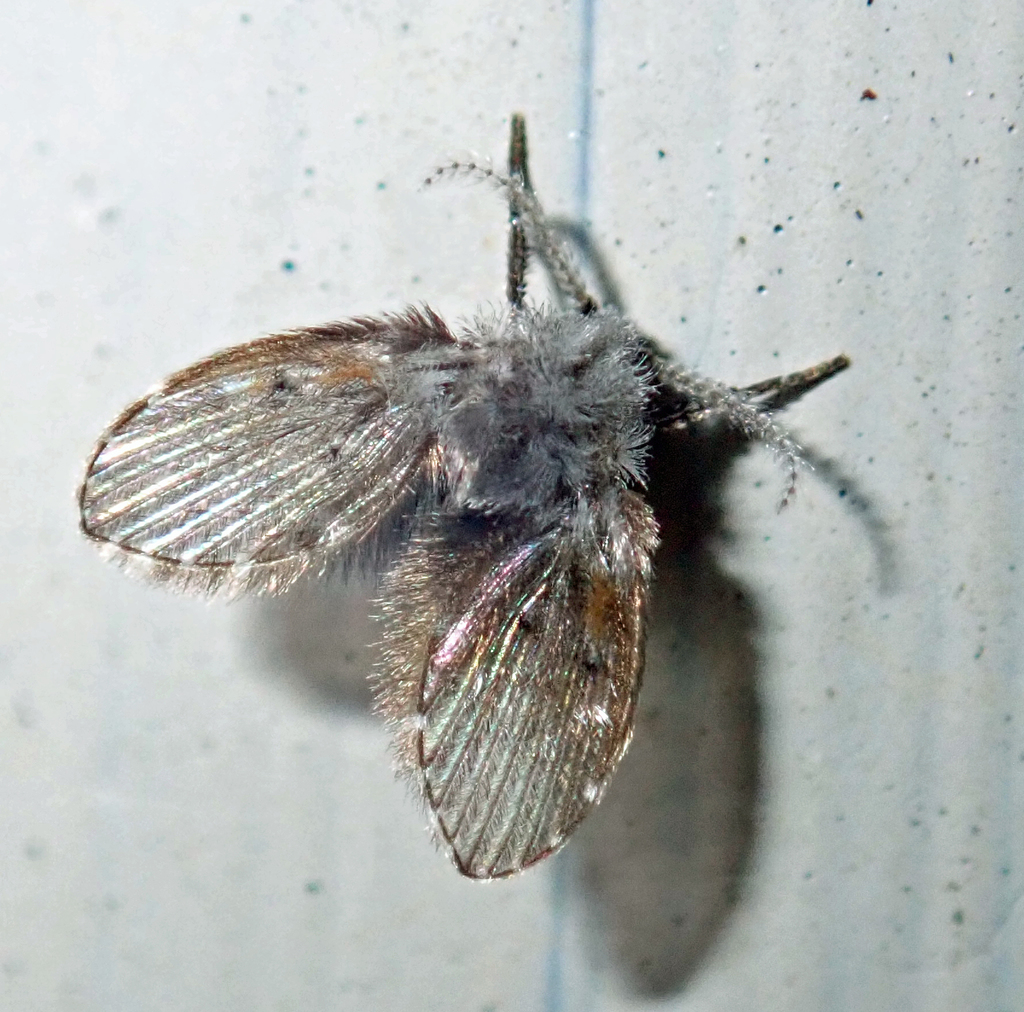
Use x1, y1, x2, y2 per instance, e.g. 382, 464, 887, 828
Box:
2, 2, 1021, 1009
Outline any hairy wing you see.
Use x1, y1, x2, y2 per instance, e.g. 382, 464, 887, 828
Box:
376, 491, 657, 878
80, 310, 455, 594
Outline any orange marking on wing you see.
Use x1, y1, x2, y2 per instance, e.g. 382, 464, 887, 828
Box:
319, 360, 377, 386
241, 358, 377, 397
584, 568, 618, 643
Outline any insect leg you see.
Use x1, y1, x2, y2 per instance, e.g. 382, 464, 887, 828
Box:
506, 113, 532, 309
504, 114, 598, 314
738, 354, 851, 411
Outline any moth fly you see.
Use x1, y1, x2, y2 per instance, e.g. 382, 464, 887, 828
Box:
80, 115, 849, 878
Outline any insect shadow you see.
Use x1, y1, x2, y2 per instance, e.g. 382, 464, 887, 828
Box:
574, 428, 893, 998
238, 117, 882, 995
574, 422, 763, 996
243, 377, 765, 998
250, 123, 887, 996
243, 204, 789, 999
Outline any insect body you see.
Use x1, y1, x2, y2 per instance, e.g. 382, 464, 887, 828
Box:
80, 115, 848, 878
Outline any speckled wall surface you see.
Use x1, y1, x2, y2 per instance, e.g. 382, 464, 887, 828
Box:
2, 2, 1021, 1009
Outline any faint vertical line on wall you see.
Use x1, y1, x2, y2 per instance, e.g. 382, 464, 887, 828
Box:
543, 855, 569, 1012
575, 0, 596, 222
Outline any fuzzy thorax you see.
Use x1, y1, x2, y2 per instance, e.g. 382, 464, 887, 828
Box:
435, 308, 653, 519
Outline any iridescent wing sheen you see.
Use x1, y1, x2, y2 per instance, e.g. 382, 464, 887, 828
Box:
79, 310, 456, 595
376, 491, 657, 878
